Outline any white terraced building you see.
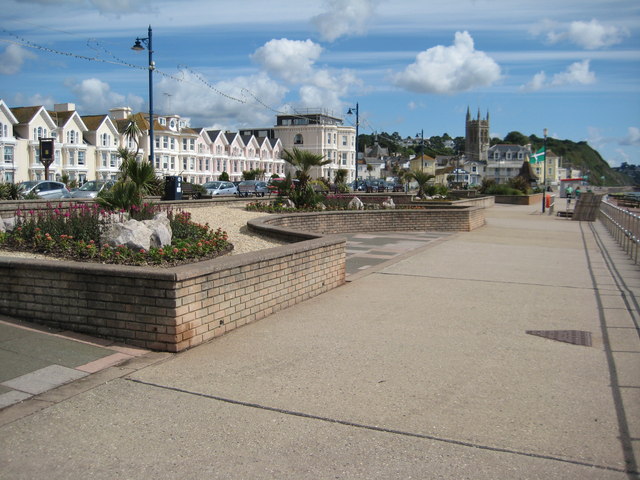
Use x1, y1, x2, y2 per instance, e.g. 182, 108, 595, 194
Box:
0, 99, 287, 185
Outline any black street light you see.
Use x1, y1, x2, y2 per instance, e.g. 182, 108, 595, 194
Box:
347, 103, 359, 190
541, 127, 548, 213
132, 25, 155, 165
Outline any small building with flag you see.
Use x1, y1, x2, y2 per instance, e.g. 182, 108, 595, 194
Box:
529, 148, 562, 187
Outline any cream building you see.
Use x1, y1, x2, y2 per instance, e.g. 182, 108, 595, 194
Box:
272, 110, 357, 182
0, 99, 285, 185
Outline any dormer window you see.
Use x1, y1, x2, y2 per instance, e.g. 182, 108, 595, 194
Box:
169, 119, 176, 130
159, 118, 166, 126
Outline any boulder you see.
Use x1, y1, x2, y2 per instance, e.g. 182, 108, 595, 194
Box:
348, 197, 364, 210
1, 217, 17, 233
101, 220, 154, 251
141, 212, 172, 248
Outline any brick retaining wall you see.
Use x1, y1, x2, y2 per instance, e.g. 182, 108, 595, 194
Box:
0, 205, 483, 352
0, 235, 344, 352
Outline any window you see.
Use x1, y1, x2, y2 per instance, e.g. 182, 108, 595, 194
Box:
342, 135, 347, 146
68, 150, 75, 166
327, 133, 331, 144
170, 138, 175, 150
101, 152, 108, 167
163, 137, 168, 149
341, 152, 347, 165
294, 134, 303, 145
4, 146, 14, 163
110, 153, 118, 168
183, 158, 188, 170
159, 118, 166, 126
190, 139, 195, 151
101, 133, 110, 147
182, 138, 188, 150
170, 157, 175, 170
163, 156, 169, 169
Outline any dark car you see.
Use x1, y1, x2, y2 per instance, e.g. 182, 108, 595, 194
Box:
237, 180, 270, 197
19, 180, 71, 199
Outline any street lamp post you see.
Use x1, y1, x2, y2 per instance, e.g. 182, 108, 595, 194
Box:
347, 103, 359, 190
541, 127, 548, 213
417, 129, 424, 171
132, 25, 155, 165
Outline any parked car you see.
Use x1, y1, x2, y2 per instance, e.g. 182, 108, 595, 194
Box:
203, 181, 238, 196
237, 180, 270, 197
19, 180, 71, 199
70, 180, 115, 199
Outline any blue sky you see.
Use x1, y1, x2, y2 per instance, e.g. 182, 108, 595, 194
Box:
1, 0, 639, 166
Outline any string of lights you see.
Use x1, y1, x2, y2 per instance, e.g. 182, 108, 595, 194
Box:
1, 26, 375, 134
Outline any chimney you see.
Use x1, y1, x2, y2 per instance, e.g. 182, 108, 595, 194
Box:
109, 107, 133, 121
54, 103, 75, 112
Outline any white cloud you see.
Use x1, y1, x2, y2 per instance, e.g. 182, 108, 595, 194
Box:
12, 93, 56, 109
67, 78, 143, 112
251, 39, 323, 84
0, 44, 37, 75
311, 0, 378, 42
621, 127, 640, 146
534, 18, 629, 50
550, 59, 596, 86
155, 70, 288, 128
520, 60, 596, 91
392, 31, 501, 94
251, 38, 360, 114
520, 71, 547, 92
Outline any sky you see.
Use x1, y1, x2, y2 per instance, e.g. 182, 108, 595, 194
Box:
1, 0, 639, 167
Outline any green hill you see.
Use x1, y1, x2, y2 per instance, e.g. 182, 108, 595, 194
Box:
528, 134, 632, 186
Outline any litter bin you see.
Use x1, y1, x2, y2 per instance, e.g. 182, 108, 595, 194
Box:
164, 175, 182, 200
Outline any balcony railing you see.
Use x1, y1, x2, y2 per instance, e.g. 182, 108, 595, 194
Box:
599, 197, 639, 264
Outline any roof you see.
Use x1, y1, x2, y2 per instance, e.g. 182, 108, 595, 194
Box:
10, 106, 42, 124
80, 114, 108, 131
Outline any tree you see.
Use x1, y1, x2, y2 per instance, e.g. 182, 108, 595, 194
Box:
408, 170, 435, 198
281, 148, 331, 191
219, 171, 230, 181
503, 131, 530, 145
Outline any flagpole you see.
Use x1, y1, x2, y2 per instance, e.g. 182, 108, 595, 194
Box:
541, 128, 548, 213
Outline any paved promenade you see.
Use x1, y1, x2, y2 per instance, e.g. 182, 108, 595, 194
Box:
0, 202, 638, 479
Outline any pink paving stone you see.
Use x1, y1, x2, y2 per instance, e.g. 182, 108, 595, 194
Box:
75, 353, 135, 373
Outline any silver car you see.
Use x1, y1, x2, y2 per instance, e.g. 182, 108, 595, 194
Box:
203, 181, 238, 196
70, 180, 115, 199
19, 180, 71, 199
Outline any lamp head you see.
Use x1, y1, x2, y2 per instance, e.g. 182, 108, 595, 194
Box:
347, 108, 354, 115
131, 39, 145, 51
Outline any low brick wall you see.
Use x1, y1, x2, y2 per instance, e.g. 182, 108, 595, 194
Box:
247, 206, 485, 241
0, 235, 344, 352
494, 193, 543, 205
0, 205, 484, 352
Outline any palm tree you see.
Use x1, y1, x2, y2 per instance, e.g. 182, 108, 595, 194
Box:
281, 148, 331, 191
408, 170, 435, 198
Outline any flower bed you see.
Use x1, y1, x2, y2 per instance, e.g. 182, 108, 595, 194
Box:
0, 202, 231, 266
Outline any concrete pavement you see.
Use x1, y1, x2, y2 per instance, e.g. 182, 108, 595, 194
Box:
0, 202, 638, 479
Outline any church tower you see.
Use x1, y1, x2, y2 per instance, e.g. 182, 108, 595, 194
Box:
465, 107, 490, 162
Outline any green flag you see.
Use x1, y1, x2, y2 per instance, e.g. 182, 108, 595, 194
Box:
529, 147, 545, 164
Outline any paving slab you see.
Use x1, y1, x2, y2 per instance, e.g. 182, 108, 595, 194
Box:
0, 203, 637, 479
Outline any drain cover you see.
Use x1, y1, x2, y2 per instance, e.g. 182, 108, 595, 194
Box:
526, 330, 592, 347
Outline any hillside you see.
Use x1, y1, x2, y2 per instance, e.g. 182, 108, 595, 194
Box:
527, 134, 632, 186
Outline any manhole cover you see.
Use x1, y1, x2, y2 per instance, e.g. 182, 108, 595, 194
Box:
526, 330, 592, 347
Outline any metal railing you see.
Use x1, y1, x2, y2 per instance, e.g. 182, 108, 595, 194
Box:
599, 196, 640, 263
